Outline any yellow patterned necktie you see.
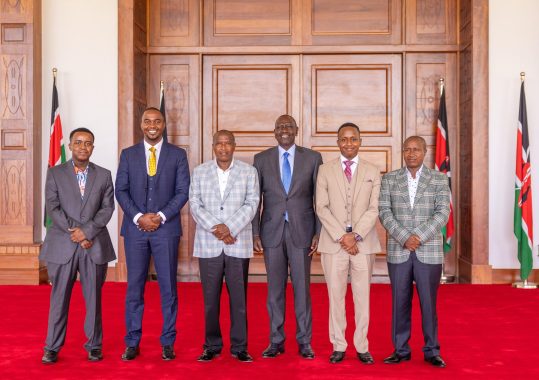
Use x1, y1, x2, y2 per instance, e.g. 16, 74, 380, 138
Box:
148, 146, 157, 176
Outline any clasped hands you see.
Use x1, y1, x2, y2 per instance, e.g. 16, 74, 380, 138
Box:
253, 235, 319, 256
340, 233, 359, 255
404, 234, 421, 251
137, 213, 162, 232
67, 227, 92, 249
212, 224, 236, 245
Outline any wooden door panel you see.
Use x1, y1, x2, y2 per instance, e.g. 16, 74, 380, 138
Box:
149, 0, 200, 47
406, 0, 457, 45
149, 54, 200, 278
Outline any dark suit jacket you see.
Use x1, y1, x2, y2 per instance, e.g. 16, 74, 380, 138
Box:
115, 141, 190, 238
40, 160, 116, 265
252, 145, 322, 249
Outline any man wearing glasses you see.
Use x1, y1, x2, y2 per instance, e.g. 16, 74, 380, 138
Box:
41, 128, 116, 364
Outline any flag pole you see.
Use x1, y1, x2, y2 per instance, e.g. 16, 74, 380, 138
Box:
512, 72, 537, 289
438, 77, 455, 284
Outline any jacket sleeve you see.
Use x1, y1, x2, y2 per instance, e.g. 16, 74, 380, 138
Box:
115, 149, 141, 221
80, 171, 115, 240
313, 152, 323, 236
45, 168, 73, 232
189, 167, 222, 231
251, 155, 263, 237
378, 174, 412, 246
225, 168, 260, 238
315, 167, 345, 242
353, 169, 381, 239
160, 148, 190, 221
412, 175, 451, 243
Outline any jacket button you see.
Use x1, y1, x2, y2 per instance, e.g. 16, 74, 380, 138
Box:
220, 207, 223, 210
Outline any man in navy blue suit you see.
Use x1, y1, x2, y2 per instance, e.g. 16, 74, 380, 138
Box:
115, 107, 190, 361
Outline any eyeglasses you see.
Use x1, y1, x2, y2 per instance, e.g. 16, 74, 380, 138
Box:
143, 119, 163, 126
72, 140, 94, 148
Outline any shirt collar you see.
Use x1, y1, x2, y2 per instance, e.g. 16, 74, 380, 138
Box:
214, 159, 235, 173
406, 164, 424, 179
278, 144, 296, 158
340, 154, 359, 165
71, 160, 89, 173
144, 138, 164, 152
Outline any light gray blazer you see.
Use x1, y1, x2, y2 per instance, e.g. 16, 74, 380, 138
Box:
378, 166, 450, 264
189, 159, 260, 259
40, 160, 116, 265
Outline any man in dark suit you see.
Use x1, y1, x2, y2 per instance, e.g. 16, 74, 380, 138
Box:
253, 114, 322, 359
40, 127, 116, 364
379, 136, 450, 368
115, 107, 190, 361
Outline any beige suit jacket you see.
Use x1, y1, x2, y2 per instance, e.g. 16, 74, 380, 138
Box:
316, 157, 382, 255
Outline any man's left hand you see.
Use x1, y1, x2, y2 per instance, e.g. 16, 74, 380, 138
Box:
212, 224, 231, 240
309, 235, 319, 256
68, 227, 87, 243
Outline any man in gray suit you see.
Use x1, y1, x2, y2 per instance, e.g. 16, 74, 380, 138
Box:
379, 136, 450, 368
253, 114, 322, 359
40, 128, 115, 364
189, 130, 259, 363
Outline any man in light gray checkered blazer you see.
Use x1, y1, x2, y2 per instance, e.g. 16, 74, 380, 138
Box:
379, 136, 450, 368
189, 130, 260, 363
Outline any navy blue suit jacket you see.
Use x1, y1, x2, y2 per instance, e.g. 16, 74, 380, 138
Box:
115, 141, 190, 238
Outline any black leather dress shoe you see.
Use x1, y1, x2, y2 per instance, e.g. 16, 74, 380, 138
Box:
329, 351, 345, 364
88, 348, 103, 361
121, 346, 140, 361
42, 350, 58, 364
425, 355, 446, 368
383, 351, 411, 364
232, 351, 253, 362
162, 345, 176, 360
299, 344, 315, 359
357, 351, 374, 364
262, 343, 285, 358
197, 349, 220, 362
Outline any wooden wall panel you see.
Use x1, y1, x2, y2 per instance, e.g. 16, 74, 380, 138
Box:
406, 0, 457, 44
204, 0, 300, 46
149, 55, 200, 278
149, 0, 200, 47
303, 0, 402, 45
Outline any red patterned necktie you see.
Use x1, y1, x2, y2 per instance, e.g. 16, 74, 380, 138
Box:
344, 160, 353, 183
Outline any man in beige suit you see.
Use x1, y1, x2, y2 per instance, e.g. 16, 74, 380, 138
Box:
316, 123, 381, 364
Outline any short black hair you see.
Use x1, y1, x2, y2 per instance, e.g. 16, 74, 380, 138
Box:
403, 136, 427, 152
142, 107, 164, 119
69, 127, 95, 142
337, 122, 361, 136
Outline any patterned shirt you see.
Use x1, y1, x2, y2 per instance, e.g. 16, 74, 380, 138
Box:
406, 164, 424, 208
72, 161, 89, 199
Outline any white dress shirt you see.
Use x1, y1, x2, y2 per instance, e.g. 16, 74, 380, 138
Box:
406, 164, 424, 208
340, 154, 359, 177
216, 159, 234, 199
133, 138, 166, 225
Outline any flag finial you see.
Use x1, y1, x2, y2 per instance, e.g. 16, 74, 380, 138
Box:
160, 80, 164, 92
439, 77, 445, 95
520, 72, 525, 83
52, 67, 57, 78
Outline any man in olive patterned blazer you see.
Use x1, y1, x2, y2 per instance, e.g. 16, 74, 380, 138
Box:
378, 136, 450, 368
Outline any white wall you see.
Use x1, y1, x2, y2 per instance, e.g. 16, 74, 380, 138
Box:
41, 1, 119, 255
489, 0, 539, 269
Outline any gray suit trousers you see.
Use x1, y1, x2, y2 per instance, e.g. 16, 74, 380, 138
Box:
45, 246, 108, 352
264, 222, 312, 345
387, 251, 442, 358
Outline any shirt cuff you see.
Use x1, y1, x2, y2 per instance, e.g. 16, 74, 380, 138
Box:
354, 233, 363, 242
133, 213, 143, 225
158, 211, 166, 224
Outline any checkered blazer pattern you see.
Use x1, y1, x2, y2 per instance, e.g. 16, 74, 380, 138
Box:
189, 159, 260, 259
379, 166, 450, 264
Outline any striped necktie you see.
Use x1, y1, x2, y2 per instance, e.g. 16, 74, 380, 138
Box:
344, 160, 353, 183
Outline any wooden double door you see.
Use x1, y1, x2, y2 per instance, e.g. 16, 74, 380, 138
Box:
147, 52, 457, 278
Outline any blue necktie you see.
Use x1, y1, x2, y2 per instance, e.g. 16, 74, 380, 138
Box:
282, 152, 291, 221
282, 152, 291, 194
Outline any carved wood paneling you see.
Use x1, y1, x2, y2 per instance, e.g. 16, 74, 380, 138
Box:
303, 54, 402, 171
1, 55, 26, 119
1, 24, 25, 42
149, 54, 200, 277
1, 129, 25, 149
303, 0, 402, 45
0, 0, 32, 23
204, 0, 300, 46
149, 0, 199, 47
0, 160, 26, 225
406, 0, 457, 44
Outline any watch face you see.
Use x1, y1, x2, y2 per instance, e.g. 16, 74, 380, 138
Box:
346, 226, 352, 233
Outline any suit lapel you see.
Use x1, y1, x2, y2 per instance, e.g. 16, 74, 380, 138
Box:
413, 166, 432, 207
331, 159, 347, 203
222, 162, 240, 202
288, 146, 303, 195
270, 147, 287, 195
62, 161, 83, 206
154, 141, 169, 183
80, 162, 96, 209
352, 160, 367, 204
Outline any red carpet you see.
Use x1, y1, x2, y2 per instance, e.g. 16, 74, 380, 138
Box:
1, 282, 538, 379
